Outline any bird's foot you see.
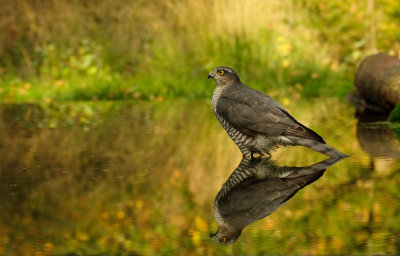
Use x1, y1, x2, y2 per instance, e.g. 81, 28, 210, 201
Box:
251, 152, 271, 160
262, 152, 271, 159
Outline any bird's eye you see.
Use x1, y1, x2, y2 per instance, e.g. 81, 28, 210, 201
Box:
219, 237, 227, 243
217, 70, 224, 76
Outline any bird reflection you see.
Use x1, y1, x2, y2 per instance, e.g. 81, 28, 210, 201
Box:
210, 156, 345, 244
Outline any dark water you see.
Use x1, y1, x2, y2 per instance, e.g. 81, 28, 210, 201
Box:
0, 99, 399, 255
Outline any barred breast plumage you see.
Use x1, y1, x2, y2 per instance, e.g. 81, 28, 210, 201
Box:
212, 86, 255, 158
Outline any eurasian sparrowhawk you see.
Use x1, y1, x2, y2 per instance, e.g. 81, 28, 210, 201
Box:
210, 156, 344, 244
208, 66, 347, 159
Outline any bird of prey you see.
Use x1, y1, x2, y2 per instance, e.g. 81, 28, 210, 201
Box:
208, 66, 347, 159
210, 156, 344, 245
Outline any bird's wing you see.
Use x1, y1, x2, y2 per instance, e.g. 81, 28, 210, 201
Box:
217, 86, 325, 142
218, 178, 301, 222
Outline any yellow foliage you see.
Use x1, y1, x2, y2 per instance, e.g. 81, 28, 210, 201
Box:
316, 238, 326, 253
281, 59, 291, 68
1, 236, 9, 244
170, 168, 182, 185
263, 219, 274, 229
282, 97, 291, 106
329, 63, 338, 71
43, 242, 53, 252
295, 83, 303, 90
117, 210, 125, 220
101, 212, 110, 220
283, 209, 293, 217
190, 230, 201, 246
195, 216, 208, 232
332, 236, 343, 251
76, 231, 89, 241
136, 200, 144, 211
278, 42, 292, 56
311, 73, 319, 79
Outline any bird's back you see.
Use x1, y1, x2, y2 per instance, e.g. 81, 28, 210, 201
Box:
216, 83, 325, 143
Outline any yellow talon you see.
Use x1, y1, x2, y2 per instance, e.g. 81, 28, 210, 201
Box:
262, 152, 271, 159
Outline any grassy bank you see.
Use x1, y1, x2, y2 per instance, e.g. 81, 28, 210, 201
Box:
1, 0, 399, 102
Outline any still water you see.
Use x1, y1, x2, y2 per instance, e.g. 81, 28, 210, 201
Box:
0, 99, 399, 255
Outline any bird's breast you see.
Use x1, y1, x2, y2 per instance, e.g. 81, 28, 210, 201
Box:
212, 87, 223, 111
214, 112, 254, 150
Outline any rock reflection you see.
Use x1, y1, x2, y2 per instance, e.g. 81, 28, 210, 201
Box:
357, 112, 400, 158
211, 156, 345, 244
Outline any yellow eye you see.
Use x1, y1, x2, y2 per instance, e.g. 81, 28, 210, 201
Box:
217, 70, 224, 76
219, 237, 227, 243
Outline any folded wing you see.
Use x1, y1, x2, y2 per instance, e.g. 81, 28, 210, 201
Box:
217, 86, 325, 143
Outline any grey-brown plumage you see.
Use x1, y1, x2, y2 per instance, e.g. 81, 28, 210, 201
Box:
208, 66, 347, 159
210, 156, 344, 245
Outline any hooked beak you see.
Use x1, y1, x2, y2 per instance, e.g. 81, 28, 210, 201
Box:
208, 72, 215, 79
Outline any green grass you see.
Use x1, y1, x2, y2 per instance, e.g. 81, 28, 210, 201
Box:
1, 0, 398, 102
0, 66, 353, 103
0, 32, 354, 103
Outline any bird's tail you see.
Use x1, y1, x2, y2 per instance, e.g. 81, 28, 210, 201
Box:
286, 136, 349, 158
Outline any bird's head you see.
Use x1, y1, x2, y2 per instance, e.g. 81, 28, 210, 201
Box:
210, 224, 242, 245
208, 66, 240, 87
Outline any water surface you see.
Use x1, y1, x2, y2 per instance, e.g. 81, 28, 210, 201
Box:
0, 99, 399, 255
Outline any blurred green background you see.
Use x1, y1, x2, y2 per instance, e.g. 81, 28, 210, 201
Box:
1, 0, 400, 102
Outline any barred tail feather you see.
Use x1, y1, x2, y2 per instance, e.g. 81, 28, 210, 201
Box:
286, 136, 348, 158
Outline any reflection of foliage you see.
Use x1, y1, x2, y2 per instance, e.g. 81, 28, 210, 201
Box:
0, 99, 399, 255
0, 102, 108, 130
388, 103, 400, 139
390, 130, 400, 143
0, 100, 239, 255
388, 103, 400, 123
389, 124, 400, 141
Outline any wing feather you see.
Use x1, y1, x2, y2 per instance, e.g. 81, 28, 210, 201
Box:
216, 85, 324, 143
